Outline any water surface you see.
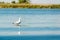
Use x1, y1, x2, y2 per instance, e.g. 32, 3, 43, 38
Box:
0, 8, 60, 40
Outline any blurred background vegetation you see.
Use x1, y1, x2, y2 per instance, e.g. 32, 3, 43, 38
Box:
0, 0, 60, 8
19, 0, 29, 3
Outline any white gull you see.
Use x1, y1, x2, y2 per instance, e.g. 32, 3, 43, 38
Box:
12, 18, 21, 26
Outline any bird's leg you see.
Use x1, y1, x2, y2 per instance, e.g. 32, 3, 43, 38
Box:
16, 24, 19, 26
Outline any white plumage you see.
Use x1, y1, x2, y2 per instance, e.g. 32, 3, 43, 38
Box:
12, 18, 21, 26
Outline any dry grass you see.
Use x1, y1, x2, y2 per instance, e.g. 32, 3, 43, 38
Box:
0, 3, 60, 8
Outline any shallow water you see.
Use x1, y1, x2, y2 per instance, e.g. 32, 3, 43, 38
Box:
0, 8, 60, 40
0, 36, 20, 40
21, 35, 60, 40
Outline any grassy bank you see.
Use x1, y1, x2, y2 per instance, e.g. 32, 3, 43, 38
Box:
0, 3, 60, 8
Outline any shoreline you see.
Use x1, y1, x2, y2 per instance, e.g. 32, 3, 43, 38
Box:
0, 3, 60, 8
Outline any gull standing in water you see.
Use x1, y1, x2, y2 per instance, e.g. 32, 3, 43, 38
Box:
12, 18, 21, 35
12, 18, 21, 26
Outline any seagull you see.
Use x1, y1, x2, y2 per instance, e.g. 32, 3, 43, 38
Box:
12, 18, 21, 26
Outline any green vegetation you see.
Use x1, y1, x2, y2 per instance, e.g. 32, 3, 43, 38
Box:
11, 1, 16, 4
19, 0, 29, 3
0, 0, 59, 8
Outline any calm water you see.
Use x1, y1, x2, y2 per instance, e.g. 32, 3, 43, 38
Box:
0, 8, 60, 40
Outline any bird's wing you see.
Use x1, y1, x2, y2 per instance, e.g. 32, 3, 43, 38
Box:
15, 21, 19, 23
